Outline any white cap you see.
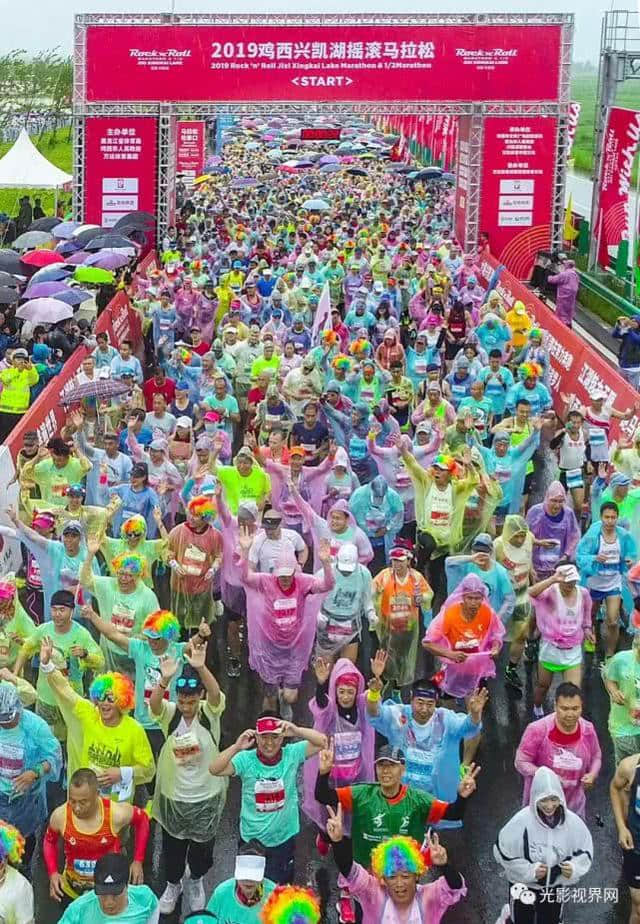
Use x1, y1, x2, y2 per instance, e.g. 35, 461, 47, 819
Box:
234, 854, 266, 882
336, 542, 358, 573
558, 564, 579, 583
373, 280, 384, 293
176, 416, 192, 429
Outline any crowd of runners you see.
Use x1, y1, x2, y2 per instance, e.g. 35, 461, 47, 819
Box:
0, 116, 638, 924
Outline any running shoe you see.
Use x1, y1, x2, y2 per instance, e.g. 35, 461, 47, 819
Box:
158, 881, 182, 915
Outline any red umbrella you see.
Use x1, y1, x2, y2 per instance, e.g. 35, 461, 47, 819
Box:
21, 251, 65, 267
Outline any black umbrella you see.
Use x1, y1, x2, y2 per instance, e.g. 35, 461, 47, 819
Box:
346, 167, 367, 176
0, 286, 19, 304
113, 212, 155, 231
85, 234, 135, 252
72, 227, 110, 248
0, 271, 21, 287
0, 251, 25, 274
415, 167, 443, 179
28, 217, 62, 232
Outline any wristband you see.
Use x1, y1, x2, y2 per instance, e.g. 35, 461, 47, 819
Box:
39, 660, 55, 674
158, 681, 169, 690
367, 688, 381, 703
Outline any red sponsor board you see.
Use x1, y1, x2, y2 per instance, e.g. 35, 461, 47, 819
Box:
5, 346, 89, 462
300, 128, 342, 140
95, 291, 143, 357
176, 120, 206, 183
476, 253, 640, 442
84, 24, 562, 103
594, 107, 640, 269
84, 117, 158, 232
480, 117, 557, 280
454, 116, 471, 248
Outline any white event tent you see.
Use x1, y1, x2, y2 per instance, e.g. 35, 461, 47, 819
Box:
0, 128, 72, 189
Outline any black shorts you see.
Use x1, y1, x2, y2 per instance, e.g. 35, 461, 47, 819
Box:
623, 849, 640, 889
523, 471, 534, 495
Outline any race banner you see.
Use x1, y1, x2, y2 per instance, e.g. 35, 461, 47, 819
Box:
595, 107, 640, 269
84, 23, 563, 103
566, 101, 581, 157
476, 253, 640, 442
95, 291, 144, 356
84, 116, 158, 231
480, 116, 557, 279
176, 120, 206, 185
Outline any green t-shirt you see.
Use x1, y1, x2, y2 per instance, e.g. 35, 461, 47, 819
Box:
127, 637, 185, 728
0, 601, 36, 669
31, 458, 88, 507
0, 723, 26, 795
92, 576, 159, 659
216, 464, 271, 515
207, 877, 276, 923
59, 884, 158, 924
231, 740, 307, 846
250, 355, 281, 380
606, 649, 640, 737
337, 783, 441, 868
21, 622, 101, 706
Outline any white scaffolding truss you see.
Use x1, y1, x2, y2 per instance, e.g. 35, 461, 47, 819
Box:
72, 12, 574, 253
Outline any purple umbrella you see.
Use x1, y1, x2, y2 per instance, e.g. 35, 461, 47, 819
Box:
83, 251, 130, 270
52, 221, 81, 239
24, 281, 68, 298
318, 154, 340, 165
231, 177, 259, 189
65, 251, 91, 265
54, 288, 93, 307
55, 240, 82, 256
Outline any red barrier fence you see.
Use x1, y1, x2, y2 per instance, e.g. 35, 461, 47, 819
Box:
476, 253, 640, 443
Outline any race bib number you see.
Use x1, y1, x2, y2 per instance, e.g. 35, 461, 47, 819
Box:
334, 732, 362, 765
171, 731, 201, 765
183, 544, 206, 577
273, 598, 297, 631
552, 748, 583, 773
405, 747, 434, 787
0, 744, 24, 779
111, 603, 135, 635
254, 778, 285, 813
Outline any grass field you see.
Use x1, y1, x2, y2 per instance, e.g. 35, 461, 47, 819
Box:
571, 72, 640, 179
0, 128, 73, 220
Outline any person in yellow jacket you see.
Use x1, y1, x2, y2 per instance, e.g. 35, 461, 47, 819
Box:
505, 301, 533, 355
0, 349, 38, 440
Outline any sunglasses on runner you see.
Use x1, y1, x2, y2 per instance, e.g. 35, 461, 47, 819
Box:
177, 677, 201, 690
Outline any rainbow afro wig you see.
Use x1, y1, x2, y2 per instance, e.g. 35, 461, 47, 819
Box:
518, 361, 542, 381
529, 328, 543, 341
331, 354, 352, 373
370, 835, 426, 880
260, 885, 321, 924
111, 552, 147, 579
0, 820, 25, 866
349, 338, 371, 357
321, 329, 338, 347
178, 348, 193, 365
121, 515, 147, 540
187, 494, 217, 521
89, 672, 135, 712
142, 609, 180, 641
432, 453, 459, 475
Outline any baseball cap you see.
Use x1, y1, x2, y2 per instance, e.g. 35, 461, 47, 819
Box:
471, 533, 493, 553
262, 510, 282, 526
375, 745, 406, 765
558, 564, 580, 583
176, 416, 192, 430
12, 348, 28, 360
235, 854, 266, 882
93, 852, 129, 895
336, 543, 358, 573
0, 682, 21, 725
149, 439, 167, 452
51, 590, 75, 609
235, 446, 254, 461
61, 519, 83, 536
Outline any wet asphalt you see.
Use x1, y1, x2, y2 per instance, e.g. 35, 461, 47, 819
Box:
28, 448, 630, 924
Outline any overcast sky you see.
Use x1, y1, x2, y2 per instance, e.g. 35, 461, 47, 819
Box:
0, 0, 629, 62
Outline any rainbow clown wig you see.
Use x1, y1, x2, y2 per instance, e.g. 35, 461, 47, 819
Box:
518, 361, 542, 381
178, 347, 194, 365
89, 672, 135, 713
370, 836, 426, 880
121, 515, 147, 540
187, 494, 217, 521
349, 338, 372, 357
142, 609, 180, 641
0, 820, 25, 866
260, 885, 321, 924
331, 354, 352, 374
321, 329, 338, 347
111, 552, 147, 579
432, 453, 459, 476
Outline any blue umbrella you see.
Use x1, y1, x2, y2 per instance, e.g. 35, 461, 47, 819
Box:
55, 240, 82, 257
27, 265, 73, 285
52, 221, 81, 239
442, 172, 456, 182
54, 288, 93, 306
319, 163, 341, 173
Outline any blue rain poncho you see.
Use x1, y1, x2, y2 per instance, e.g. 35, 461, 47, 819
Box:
480, 429, 540, 514
349, 476, 404, 559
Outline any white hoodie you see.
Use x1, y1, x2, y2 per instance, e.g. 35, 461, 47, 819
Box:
493, 766, 593, 890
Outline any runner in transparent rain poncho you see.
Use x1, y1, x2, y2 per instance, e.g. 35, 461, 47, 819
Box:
315, 543, 375, 664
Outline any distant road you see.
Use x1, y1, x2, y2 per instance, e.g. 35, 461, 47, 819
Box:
565, 166, 640, 221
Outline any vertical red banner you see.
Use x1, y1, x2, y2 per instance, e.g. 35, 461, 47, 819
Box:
454, 117, 471, 248
84, 117, 158, 229
594, 107, 640, 269
479, 116, 557, 279
175, 120, 206, 185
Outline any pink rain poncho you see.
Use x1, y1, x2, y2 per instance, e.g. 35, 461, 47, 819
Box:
515, 714, 601, 818
424, 574, 505, 698
340, 862, 466, 924
293, 495, 373, 571
531, 582, 592, 649
216, 489, 257, 613
302, 659, 375, 830
240, 550, 334, 687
